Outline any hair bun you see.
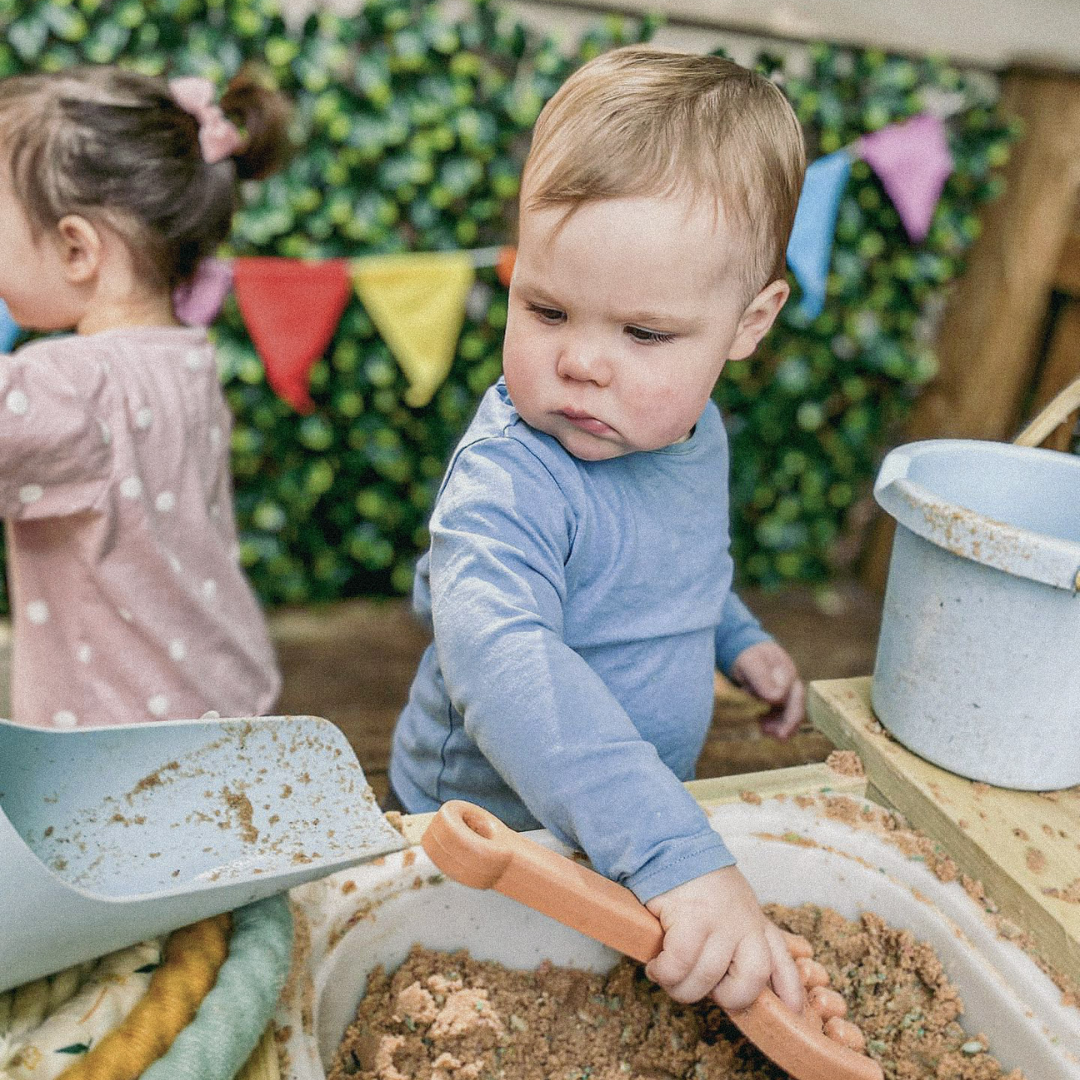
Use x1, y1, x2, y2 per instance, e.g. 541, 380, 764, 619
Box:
220, 70, 293, 181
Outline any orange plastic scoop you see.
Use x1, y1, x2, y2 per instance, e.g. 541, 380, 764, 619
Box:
422, 800, 884, 1080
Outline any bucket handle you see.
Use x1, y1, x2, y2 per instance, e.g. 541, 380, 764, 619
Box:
1014, 373, 1080, 448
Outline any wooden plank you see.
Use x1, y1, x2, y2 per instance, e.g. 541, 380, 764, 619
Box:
862, 66, 1080, 592
397, 762, 867, 847
1025, 296, 1080, 451
684, 763, 866, 806
496, 0, 1080, 70
1053, 232, 1080, 297
401, 810, 435, 846
808, 676, 1080, 987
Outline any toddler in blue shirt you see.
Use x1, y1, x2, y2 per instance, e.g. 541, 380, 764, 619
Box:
391, 45, 808, 1015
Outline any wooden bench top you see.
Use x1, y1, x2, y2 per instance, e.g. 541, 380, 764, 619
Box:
809, 676, 1080, 989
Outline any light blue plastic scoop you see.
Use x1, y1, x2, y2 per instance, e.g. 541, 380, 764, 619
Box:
0, 714, 407, 992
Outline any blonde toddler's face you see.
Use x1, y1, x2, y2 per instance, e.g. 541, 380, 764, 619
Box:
502, 194, 782, 461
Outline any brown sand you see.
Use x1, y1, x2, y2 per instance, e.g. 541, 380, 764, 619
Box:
328, 904, 1022, 1080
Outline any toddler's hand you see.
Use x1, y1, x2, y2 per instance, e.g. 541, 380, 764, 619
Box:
730, 640, 805, 740
643, 866, 805, 1014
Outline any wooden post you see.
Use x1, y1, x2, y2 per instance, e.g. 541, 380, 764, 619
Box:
1025, 231, 1080, 451
862, 66, 1080, 592
1027, 301, 1080, 451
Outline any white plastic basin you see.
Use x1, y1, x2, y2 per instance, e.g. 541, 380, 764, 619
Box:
276, 798, 1080, 1079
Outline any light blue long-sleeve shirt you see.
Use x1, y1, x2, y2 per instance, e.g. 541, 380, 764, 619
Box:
389, 379, 770, 902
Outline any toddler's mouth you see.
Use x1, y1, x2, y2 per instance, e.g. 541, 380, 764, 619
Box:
560, 409, 614, 436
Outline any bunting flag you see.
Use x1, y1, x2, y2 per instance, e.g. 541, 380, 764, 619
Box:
859, 113, 953, 242
785, 149, 853, 320
0, 299, 19, 353
495, 245, 516, 288
173, 257, 234, 327
352, 251, 475, 408
232, 257, 352, 413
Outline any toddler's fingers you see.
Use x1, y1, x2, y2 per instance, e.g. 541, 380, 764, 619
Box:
766, 679, 805, 741
644, 922, 708, 991
653, 932, 736, 1004
765, 922, 805, 1013
709, 932, 773, 1013
757, 709, 786, 738
743, 662, 789, 704
745, 652, 797, 708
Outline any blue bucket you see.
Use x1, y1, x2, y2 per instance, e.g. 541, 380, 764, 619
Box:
873, 439, 1080, 789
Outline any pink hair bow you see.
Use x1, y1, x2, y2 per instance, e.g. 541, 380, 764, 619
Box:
168, 76, 243, 165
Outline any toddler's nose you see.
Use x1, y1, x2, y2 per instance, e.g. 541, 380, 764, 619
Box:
556, 344, 612, 386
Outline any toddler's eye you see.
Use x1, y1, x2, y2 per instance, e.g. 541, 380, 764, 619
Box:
525, 302, 565, 324
626, 325, 676, 344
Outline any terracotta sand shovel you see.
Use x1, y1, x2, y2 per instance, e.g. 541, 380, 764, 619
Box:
422, 800, 884, 1080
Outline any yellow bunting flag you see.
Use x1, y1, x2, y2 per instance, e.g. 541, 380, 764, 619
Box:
352, 251, 476, 408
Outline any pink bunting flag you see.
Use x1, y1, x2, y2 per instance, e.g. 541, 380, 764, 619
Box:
173, 258, 235, 326
859, 114, 953, 243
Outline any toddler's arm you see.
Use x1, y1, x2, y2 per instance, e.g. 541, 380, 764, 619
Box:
644, 865, 805, 1013
714, 590, 770, 672
428, 438, 734, 900
0, 341, 112, 517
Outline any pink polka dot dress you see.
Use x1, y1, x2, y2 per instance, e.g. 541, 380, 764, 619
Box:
1, 326, 281, 727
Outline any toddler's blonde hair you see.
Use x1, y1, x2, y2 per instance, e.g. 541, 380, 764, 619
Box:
522, 45, 806, 297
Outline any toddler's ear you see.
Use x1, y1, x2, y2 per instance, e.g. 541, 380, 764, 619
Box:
54, 214, 103, 285
727, 280, 789, 361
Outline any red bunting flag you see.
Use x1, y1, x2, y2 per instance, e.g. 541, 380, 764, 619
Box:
232, 257, 352, 413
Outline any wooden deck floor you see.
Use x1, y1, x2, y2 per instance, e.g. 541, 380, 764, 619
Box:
270, 582, 882, 803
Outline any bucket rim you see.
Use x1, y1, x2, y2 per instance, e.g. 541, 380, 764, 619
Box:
874, 439, 1080, 592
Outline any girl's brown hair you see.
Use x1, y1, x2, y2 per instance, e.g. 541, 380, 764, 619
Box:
0, 66, 291, 288
522, 46, 806, 298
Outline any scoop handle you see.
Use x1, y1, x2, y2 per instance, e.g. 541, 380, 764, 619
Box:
422, 800, 883, 1080
1014, 372, 1080, 447
421, 797, 662, 961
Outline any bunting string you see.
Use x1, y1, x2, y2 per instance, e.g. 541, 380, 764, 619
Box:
786, 111, 954, 318
0, 110, 958, 407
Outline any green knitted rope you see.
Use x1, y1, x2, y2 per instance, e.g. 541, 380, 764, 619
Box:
140, 895, 293, 1080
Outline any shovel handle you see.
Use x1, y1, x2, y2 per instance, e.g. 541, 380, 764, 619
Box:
421, 797, 662, 961
422, 801, 883, 1080
1014, 373, 1080, 447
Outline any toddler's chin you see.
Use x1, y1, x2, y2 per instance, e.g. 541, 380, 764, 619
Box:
556, 435, 629, 462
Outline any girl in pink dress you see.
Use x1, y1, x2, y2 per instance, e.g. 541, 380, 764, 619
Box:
0, 66, 287, 727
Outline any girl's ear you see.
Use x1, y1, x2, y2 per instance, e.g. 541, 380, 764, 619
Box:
727, 279, 789, 361
53, 214, 103, 285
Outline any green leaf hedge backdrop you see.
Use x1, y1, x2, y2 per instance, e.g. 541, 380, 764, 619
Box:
0, 0, 1017, 607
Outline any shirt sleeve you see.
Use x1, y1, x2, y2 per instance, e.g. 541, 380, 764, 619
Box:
0, 343, 113, 518
428, 436, 735, 903
714, 589, 772, 675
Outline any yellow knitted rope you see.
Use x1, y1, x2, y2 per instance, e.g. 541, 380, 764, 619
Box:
55, 915, 231, 1080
